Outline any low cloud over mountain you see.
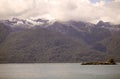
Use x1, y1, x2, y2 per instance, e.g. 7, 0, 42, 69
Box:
0, 0, 120, 24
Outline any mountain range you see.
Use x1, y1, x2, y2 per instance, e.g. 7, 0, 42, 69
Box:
0, 18, 120, 63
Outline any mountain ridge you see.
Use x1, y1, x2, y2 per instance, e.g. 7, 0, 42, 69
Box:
1, 18, 120, 31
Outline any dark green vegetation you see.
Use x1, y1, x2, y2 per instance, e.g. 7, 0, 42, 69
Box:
81, 59, 116, 65
0, 21, 120, 63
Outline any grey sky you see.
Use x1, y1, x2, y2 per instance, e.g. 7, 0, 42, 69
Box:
0, 0, 120, 24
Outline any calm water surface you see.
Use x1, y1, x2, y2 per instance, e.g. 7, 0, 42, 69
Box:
0, 63, 120, 79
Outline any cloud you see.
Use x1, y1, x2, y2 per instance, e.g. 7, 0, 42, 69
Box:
0, 0, 120, 24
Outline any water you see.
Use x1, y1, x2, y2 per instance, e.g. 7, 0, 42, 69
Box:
0, 63, 120, 79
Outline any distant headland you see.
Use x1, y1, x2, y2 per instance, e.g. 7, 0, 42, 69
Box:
81, 59, 116, 65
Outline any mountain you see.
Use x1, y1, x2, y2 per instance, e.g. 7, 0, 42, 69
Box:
0, 28, 105, 63
0, 18, 48, 32
99, 32, 120, 61
1, 18, 120, 31
0, 18, 120, 63
96, 20, 120, 31
0, 22, 11, 43
47, 21, 112, 44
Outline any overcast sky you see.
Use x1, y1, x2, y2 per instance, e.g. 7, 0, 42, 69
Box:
0, 0, 120, 24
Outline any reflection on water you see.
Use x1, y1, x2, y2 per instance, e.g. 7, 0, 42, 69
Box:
0, 63, 120, 79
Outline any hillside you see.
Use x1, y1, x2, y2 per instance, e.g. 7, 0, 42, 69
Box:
100, 32, 120, 61
0, 28, 105, 63
0, 23, 11, 43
